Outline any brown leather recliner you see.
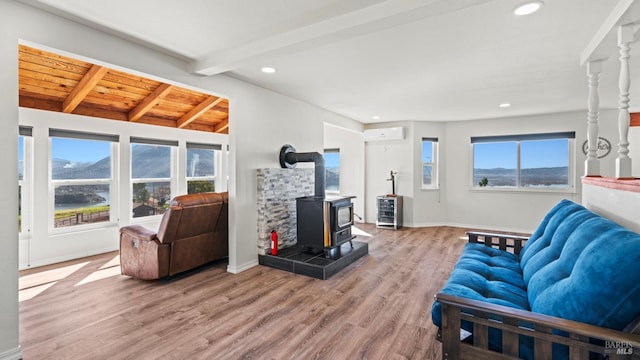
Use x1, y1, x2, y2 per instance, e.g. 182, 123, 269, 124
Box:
119, 192, 228, 280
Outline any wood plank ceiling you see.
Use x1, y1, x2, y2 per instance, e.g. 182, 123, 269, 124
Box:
18, 44, 229, 134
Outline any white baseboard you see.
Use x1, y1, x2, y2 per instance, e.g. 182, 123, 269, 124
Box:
0, 346, 22, 360
404, 222, 448, 228
360, 220, 533, 235
227, 259, 259, 274
20, 245, 119, 270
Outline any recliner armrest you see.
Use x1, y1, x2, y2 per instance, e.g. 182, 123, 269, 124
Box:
119, 224, 157, 242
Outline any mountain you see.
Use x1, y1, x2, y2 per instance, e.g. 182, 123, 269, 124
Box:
52, 145, 216, 180
325, 167, 339, 190
131, 145, 171, 178
474, 166, 568, 187
52, 157, 111, 179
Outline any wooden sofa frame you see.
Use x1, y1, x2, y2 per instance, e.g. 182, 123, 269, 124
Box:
435, 231, 640, 360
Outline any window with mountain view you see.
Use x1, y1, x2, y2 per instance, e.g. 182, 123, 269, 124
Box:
186, 143, 219, 194
422, 137, 438, 188
50, 130, 117, 228
131, 138, 175, 218
472, 132, 574, 189
324, 149, 340, 193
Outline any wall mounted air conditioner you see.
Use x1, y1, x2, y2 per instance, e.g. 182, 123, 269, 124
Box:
364, 127, 404, 142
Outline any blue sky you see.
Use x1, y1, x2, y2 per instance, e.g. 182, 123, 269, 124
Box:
51, 138, 111, 163
521, 139, 568, 168
324, 152, 340, 168
18, 136, 23, 161
474, 139, 568, 169
422, 141, 433, 162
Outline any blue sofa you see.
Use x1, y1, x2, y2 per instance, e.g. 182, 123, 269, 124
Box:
432, 199, 640, 359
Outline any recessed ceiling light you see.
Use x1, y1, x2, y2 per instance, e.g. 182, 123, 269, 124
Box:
372, 115, 381, 120
499, 103, 511, 108
261, 67, 277, 74
514, 1, 543, 16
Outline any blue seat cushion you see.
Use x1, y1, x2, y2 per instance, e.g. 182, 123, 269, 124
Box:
431, 242, 529, 329
432, 243, 532, 357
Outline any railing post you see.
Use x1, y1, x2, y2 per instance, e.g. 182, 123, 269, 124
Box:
585, 60, 603, 177
616, 24, 634, 179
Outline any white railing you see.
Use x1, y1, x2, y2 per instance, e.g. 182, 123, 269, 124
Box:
581, 0, 639, 179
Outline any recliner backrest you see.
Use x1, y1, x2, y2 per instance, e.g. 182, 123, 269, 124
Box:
156, 192, 223, 244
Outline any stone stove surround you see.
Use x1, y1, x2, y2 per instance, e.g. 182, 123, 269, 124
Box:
256, 168, 314, 255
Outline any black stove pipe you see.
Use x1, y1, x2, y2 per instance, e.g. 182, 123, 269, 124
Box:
279, 144, 325, 198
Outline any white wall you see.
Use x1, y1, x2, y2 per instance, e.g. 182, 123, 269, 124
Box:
19, 107, 229, 269
364, 121, 414, 224
631, 127, 640, 177
364, 111, 621, 232
444, 110, 621, 233
0, 2, 21, 357
411, 121, 448, 226
364, 121, 448, 227
323, 123, 365, 221
1, 1, 361, 357
583, 182, 640, 233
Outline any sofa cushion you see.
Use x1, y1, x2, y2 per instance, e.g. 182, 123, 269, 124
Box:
521, 200, 640, 330
431, 243, 529, 329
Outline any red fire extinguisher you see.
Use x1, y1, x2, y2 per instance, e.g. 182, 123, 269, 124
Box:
271, 230, 278, 255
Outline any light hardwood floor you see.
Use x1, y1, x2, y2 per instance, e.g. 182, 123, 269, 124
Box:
19, 224, 469, 360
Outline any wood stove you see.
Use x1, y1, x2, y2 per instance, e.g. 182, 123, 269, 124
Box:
279, 144, 356, 256
296, 195, 355, 255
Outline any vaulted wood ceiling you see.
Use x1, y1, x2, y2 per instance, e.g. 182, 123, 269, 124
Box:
18, 44, 229, 134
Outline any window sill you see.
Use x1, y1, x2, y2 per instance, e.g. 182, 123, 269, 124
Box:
49, 221, 119, 235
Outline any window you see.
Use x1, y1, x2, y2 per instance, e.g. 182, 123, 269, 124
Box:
422, 138, 439, 188
186, 142, 220, 194
50, 129, 118, 229
471, 132, 574, 189
19, 126, 32, 236
131, 137, 176, 218
324, 149, 340, 193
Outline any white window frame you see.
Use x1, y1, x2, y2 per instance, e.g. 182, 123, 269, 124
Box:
186, 142, 220, 194
421, 137, 439, 190
470, 132, 576, 193
130, 138, 177, 221
49, 130, 119, 233
19, 127, 33, 240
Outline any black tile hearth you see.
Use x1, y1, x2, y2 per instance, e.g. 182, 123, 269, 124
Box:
258, 240, 368, 280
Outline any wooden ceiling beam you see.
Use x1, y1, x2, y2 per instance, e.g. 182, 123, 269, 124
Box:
177, 96, 224, 128
128, 83, 173, 122
20, 95, 62, 112
214, 118, 229, 133
62, 64, 108, 113
19, 45, 230, 134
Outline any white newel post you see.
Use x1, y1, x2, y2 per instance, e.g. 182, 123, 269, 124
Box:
616, 24, 633, 178
585, 60, 603, 176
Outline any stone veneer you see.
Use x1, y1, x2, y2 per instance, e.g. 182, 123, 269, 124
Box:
256, 168, 314, 255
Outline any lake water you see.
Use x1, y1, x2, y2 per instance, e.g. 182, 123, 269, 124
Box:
55, 192, 110, 211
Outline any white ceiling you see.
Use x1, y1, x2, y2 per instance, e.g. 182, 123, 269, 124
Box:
17, 0, 640, 123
